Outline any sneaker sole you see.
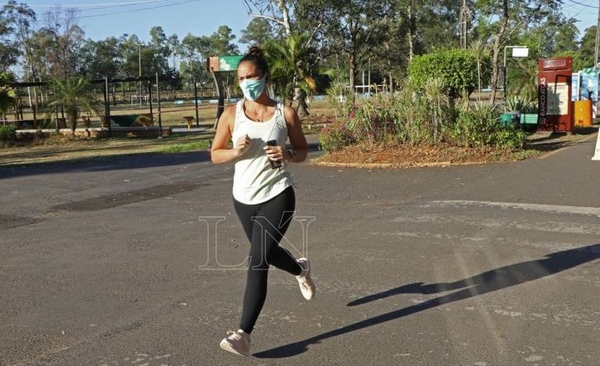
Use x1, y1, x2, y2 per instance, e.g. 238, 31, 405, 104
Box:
219, 339, 250, 357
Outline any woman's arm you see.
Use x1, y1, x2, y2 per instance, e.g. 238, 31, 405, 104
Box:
284, 105, 308, 163
210, 106, 250, 164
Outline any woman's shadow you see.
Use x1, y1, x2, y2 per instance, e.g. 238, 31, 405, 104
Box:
254, 243, 600, 359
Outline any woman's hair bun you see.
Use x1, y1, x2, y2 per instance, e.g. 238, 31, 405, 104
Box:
247, 46, 264, 58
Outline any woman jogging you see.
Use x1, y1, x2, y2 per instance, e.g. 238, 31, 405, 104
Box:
210, 46, 315, 357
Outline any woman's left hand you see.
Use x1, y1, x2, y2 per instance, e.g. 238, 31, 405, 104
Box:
263, 144, 283, 163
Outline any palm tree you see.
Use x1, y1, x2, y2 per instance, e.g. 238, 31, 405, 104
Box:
47, 76, 102, 134
468, 40, 490, 97
264, 34, 317, 117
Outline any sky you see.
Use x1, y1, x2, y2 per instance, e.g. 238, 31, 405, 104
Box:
27, 0, 253, 45
23, 0, 600, 47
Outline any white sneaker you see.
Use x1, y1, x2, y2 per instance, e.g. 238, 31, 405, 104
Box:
296, 258, 315, 300
219, 329, 251, 357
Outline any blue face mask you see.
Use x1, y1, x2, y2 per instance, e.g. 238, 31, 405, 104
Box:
240, 77, 266, 101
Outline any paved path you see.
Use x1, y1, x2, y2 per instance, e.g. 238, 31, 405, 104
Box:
1, 133, 599, 366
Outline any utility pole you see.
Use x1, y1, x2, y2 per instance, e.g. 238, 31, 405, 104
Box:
595, 0, 600, 66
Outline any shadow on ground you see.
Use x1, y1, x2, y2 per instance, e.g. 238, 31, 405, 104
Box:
0, 142, 322, 179
525, 127, 598, 152
254, 243, 600, 359
0, 151, 212, 179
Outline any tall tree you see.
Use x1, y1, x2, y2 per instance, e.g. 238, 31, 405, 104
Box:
472, 0, 563, 103
579, 26, 598, 69
244, 0, 294, 37
239, 17, 279, 48
37, 7, 85, 78
296, 0, 394, 93
79, 37, 122, 79
178, 34, 211, 92
552, 17, 579, 54
202, 25, 240, 56
148, 26, 177, 79
0, 1, 36, 74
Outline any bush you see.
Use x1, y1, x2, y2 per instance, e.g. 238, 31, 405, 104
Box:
446, 101, 527, 149
319, 119, 356, 152
505, 95, 537, 114
409, 48, 479, 98
347, 96, 402, 146
0, 124, 16, 141
318, 83, 528, 153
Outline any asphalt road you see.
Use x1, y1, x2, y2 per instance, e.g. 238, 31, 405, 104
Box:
1, 133, 600, 366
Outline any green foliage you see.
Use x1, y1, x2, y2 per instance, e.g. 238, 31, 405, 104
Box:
0, 85, 16, 114
408, 48, 479, 98
346, 96, 401, 146
446, 101, 527, 149
324, 68, 353, 119
387, 81, 434, 146
0, 124, 16, 141
47, 76, 102, 133
0, 72, 17, 114
319, 87, 527, 153
160, 141, 209, 153
264, 33, 318, 117
505, 95, 537, 113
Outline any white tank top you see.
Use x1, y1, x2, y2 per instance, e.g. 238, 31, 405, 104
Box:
231, 100, 293, 204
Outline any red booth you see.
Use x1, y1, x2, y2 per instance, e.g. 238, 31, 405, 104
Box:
538, 57, 573, 132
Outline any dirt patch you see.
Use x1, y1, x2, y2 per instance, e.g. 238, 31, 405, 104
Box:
313, 129, 597, 169
313, 144, 524, 168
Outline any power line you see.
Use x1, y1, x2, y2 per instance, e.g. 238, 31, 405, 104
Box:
565, 0, 598, 9
77, 0, 200, 19
28, 0, 164, 8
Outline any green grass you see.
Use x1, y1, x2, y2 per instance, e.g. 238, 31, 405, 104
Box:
159, 140, 210, 154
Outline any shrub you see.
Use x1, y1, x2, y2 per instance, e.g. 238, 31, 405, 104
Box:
0, 124, 16, 141
318, 82, 528, 153
319, 119, 356, 152
347, 95, 401, 146
505, 95, 537, 113
409, 48, 479, 99
446, 101, 526, 149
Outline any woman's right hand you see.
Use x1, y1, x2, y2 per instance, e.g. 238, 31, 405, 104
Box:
235, 134, 251, 156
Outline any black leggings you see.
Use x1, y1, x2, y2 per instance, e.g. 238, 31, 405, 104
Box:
233, 186, 302, 334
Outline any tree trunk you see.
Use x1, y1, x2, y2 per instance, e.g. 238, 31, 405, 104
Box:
407, 1, 414, 61
279, 0, 292, 36
112, 85, 117, 106
348, 54, 356, 100
490, 0, 509, 105
296, 89, 309, 117
70, 117, 77, 135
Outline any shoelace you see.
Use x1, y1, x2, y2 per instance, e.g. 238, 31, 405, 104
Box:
226, 330, 242, 340
226, 330, 250, 345
298, 275, 311, 289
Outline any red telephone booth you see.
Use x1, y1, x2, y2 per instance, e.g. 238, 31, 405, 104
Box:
538, 58, 573, 132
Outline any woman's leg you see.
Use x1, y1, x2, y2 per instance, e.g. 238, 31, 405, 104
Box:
233, 187, 302, 334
